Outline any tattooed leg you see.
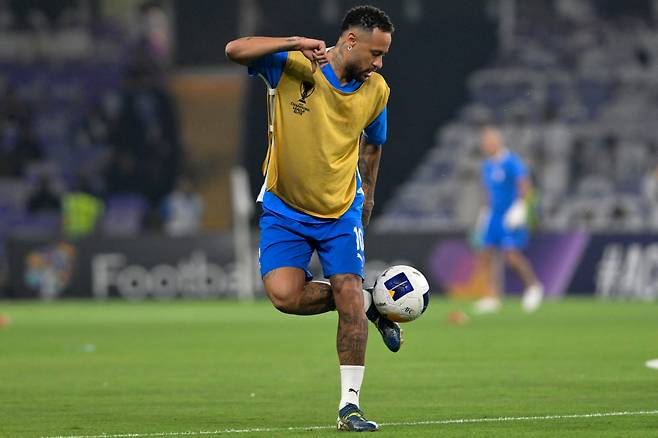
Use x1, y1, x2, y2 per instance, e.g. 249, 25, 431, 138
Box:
331, 274, 368, 365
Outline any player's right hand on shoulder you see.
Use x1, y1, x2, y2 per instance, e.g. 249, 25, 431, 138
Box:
298, 38, 328, 73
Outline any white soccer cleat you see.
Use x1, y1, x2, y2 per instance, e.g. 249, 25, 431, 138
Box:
522, 283, 544, 313
473, 297, 501, 315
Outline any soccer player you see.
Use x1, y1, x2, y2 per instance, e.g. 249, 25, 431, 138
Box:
225, 5, 397, 432
474, 126, 544, 314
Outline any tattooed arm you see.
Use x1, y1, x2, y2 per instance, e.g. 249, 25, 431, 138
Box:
358, 138, 382, 229
225, 36, 328, 71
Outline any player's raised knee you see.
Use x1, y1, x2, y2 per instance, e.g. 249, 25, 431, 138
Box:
262, 268, 307, 313
266, 286, 300, 314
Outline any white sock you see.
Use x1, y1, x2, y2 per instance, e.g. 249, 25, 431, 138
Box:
339, 365, 364, 409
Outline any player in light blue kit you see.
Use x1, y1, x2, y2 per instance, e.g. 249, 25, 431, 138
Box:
474, 126, 544, 314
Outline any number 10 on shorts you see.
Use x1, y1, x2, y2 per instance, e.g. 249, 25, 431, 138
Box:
353, 226, 365, 265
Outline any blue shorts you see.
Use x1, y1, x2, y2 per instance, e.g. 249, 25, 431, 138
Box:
482, 213, 528, 250
258, 208, 365, 280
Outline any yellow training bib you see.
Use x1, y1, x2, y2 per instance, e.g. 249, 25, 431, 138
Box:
261, 51, 389, 218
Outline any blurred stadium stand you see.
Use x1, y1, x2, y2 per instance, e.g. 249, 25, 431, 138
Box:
0, 0, 182, 237
1, 0, 657, 300
376, 0, 658, 232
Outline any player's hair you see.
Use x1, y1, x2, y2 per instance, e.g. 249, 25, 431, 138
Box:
341, 5, 394, 34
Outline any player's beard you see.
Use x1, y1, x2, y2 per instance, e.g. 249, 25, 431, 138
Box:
344, 61, 371, 83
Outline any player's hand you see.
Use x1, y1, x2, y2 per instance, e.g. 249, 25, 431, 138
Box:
298, 37, 328, 73
504, 200, 528, 229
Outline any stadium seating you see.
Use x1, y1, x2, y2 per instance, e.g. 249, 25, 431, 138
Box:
0, 7, 147, 243
377, 10, 658, 232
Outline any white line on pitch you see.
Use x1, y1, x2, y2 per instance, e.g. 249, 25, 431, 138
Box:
40, 409, 658, 438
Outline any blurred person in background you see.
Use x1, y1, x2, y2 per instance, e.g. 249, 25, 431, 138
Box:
27, 176, 60, 215
474, 126, 544, 314
226, 5, 396, 432
162, 175, 204, 236
108, 63, 181, 211
104, 150, 141, 195
62, 175, 104, 239
12, 119, 44, 169
134, 0, 172, 74
643, 162, 658, 229
0, 84, 42, 177
0, 118, 44, 178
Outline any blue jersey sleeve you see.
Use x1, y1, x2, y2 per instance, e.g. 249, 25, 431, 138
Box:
363, 107, 387, 145
510, 154, 528, 181
247, 52, 288, 88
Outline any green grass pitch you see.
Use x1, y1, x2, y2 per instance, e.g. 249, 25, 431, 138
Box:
0, 298, 656, 437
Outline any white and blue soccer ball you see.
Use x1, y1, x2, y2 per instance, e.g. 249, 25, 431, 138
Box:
373, 265, 430, 323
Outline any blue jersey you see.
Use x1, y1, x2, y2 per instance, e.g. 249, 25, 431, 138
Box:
481, 151, 527, 215
248, 51, 387, 223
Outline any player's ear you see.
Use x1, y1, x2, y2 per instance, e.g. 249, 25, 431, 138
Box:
346, 31, 357, 48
